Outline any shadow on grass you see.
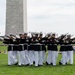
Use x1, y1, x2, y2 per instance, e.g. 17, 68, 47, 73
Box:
0, 63, 75, 69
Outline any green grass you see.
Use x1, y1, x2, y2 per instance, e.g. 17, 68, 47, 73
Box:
0, 46, 7, 54
0, 41, 4, 44
0, 53, 75, 75
0, 41, 7, 52
0, 46, 7, 51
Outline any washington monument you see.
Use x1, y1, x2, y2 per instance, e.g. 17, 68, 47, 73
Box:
6, 0, 27, 35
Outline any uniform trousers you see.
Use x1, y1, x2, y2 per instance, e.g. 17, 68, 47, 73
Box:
60, 51, 67, 65
34, 51, 39, 66
8, 45, 18, 65
47, 50, 58, 65
18, 50, 26, 65
8, 51, 17, 65
66, 51, 73, 64
29, 50, 34, 65
46, 50, 52, 64
24, 50, 30, 65
18, 44, 26, 65
51, 50, 58, 65
34, 44, 44, 66
34, 50, 44, 66
38, 51, 44, 65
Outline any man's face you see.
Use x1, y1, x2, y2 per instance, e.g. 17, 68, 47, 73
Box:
52, 34, 55, 38
24, 34, 27, 37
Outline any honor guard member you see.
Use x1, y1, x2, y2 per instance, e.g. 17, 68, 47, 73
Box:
33, 33, 45, 66
17, 34, 26, 66
65, 35, 74, 65
38, 33, 46, 66
31, 33, 41, 67
12, 35, 19, 66
24, 33, 30, 65
46, 34, 52, 65
28, 33, 35, 66
41, 34, 47, 64
48, 34, 58, 66
3, 34, 18, 66
59, 35, 67, 65
34, 33, 43, 66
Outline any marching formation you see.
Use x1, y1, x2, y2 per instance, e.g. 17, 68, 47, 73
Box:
3, 32, 75, 67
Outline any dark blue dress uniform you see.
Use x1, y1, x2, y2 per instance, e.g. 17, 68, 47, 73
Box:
13, 38, 19, 51
65, 39, 74, 51
65, 38, 74, 64
18, 39, 25, 51
3, 38, 18, 65
39, 37, 47, 51
24, 38, 29, 50
39, 37, 46, 65
47, 37, 58, 51
3, 39, 14, 51
46, 37, 58, 66
28, 37, 35, 51
59, 39, 66, 52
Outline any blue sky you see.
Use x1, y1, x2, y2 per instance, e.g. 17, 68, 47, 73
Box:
0, 0, 75, 36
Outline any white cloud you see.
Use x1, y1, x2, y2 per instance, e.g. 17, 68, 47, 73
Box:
27, 0, 75, 17
27, 0, 75, 35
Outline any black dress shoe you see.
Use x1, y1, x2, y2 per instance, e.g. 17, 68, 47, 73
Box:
33, 61, 35, 64
50, 63, 53, 65
66, 62, 67, 65
46, 62, 49, 65
25, 64, 29, 66
14, 62, 18, 65
59, 62, 62, 65
38, 65, 43, 66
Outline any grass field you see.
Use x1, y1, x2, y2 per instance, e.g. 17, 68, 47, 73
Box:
0, 53, 75, 75
0, 41, 4, 44
0, 41, 7, 53
0, 41, 75, 75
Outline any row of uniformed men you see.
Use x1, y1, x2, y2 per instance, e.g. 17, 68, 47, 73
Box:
3, 33, 74, 66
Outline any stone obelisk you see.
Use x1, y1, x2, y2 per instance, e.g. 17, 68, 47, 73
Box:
6, 0, 27, 35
